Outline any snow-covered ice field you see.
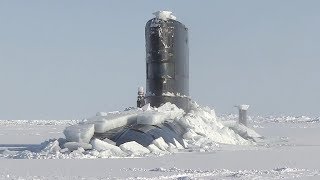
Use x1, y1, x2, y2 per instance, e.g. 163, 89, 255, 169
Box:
0, 114, 320, 179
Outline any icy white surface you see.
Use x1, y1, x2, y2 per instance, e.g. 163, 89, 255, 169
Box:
218, 113, 320, 124
63, 142, 92, 151
63, 124, 94, 143
0, 119, 79, 126
91, 138, 125, 156
1, 114, 320, 179
222, 120, 262, 140
253, 115, 319, 124
153, 11, 176, 21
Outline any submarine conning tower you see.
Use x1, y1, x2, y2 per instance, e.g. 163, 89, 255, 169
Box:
145, 11, 190, 110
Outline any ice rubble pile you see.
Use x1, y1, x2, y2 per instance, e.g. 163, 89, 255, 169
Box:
1, 102, 262, 159
56, 102, 259, 157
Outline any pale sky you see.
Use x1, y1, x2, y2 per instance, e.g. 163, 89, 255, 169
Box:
0, 1, 319, 119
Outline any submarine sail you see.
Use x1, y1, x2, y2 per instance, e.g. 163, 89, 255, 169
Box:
145, 11, 190, 110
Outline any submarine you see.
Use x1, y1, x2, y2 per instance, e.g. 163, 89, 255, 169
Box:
93, 11, 189, 147
64, 11, 191, 149
63, 11, 254, 151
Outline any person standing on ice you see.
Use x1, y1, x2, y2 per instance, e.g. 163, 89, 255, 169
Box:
137, 86, 146, 108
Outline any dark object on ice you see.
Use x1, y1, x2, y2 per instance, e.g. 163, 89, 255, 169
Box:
236, 105, 249, 126
113, 121, 185, 147
145, 14, 190, 110
94, 121, 186, 148
239, 109, 247, 126
137, 87, 145, 108
137, 97, 145, 108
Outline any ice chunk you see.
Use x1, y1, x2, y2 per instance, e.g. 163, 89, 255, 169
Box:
91, 139, 127, 157
183, 129, 197, 139
60, 148, 69, 153
137, 111, 167, 125
182, 139, 188, 148
102, 138, 116, 146
137, 102, 185, 125
63, 124, 94, 143
141, 103, 151, 111
63, 142, 92, 151
119, 141, 151, 155
222, 120, 262, 140
91, 138, 122, 152
69, 147, 86, 158
167, 143, 178, 153
157, 102, 185, 119
87, 112, 138, 133
97, 150, 111, 158
147, 144, 165, 154
40, 140, 61, 154
173, 138, 184, 149
153, 11, 177, 21
96, 112, 108, 116
152, 137, 169, 151
98, 150, 125, 158
176, 103, 251, 145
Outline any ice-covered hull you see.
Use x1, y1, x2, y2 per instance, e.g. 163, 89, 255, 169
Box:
93, 121, 185, 147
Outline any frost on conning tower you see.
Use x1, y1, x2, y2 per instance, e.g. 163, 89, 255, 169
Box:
145, 11, 190, 110
152, 11, 177, 21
